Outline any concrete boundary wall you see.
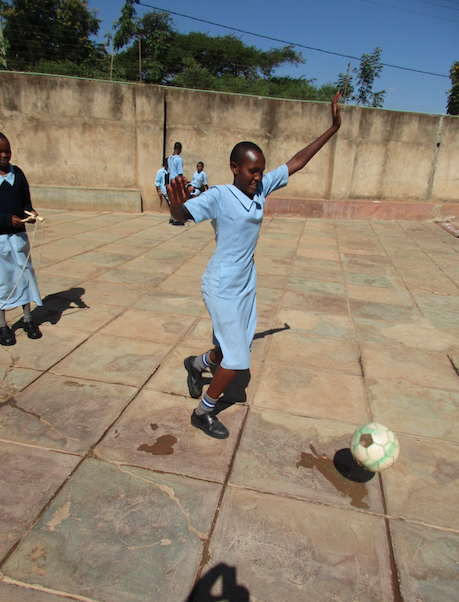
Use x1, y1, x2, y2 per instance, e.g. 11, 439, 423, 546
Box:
0, 71, 458, 216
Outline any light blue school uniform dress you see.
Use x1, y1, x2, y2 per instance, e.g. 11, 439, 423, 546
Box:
190, 170, 208, 196
168, 155, 183, 180
0, 167, 42, 310
184, 164, 288, 370
155, 166, 168, 197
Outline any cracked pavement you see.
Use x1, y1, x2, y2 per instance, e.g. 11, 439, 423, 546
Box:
1, 209, 459, 601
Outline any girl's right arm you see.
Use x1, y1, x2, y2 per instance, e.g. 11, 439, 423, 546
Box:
286, 92, 341, 176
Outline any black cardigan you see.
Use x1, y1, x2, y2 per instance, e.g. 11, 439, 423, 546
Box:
0, 165, 33, 235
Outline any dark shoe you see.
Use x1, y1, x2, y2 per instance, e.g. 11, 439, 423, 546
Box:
191, 410, 229, 439
184, 356, 203, 398
171, 221, 185, 226
23, 320, 42, 339
0, 325, 15, 346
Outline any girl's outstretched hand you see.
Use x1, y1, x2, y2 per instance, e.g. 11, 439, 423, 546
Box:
166, 175, 191, 206
332, 91, 342, 130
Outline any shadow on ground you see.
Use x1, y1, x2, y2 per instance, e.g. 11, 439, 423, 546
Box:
184, 563, 249, 602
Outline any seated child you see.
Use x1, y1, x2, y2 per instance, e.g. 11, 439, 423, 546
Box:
167, 93, 342, 439
187, 161, 208, 197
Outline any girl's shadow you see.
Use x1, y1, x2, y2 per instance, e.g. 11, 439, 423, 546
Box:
13, 287, 89, 330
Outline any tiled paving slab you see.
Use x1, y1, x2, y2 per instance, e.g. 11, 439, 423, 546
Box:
0, 365, 42, 402
382, 434, 459, 530
2, 212, 459, 602
360, 341, 459, 391
133, 288, 205, 317
389, 520, 459, 602
276, 308, 355, 339
50, 334, 171, 387
266, 330, 362, 374
353, 315, 458, 350
2, 458, 221, 602
368, 379, 459, 442
0, 441, 80, 560
0, 582, 77, 602
0, 326, 89, 371
253, 360, 369, 424
205, 487, 393, 602
230, 409, 383, 512
99, 308, 196, 344
0, 373, 137, 454
32, 300, 125, 334
95, 389, 246, 482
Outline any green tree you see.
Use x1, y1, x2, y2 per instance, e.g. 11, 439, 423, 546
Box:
446, 61, 459, 115
112, 0, 139, 51
334, 70, 354, 103
166, 31, 303, 82
1, 0, 103, 72
351, 47, 385, 108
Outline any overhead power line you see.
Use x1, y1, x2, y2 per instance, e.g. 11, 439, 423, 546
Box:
137, 1, 449, 79
357, 0, 459, 21
413, 0, 459, 10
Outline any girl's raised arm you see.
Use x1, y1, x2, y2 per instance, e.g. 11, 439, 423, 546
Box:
286, 91, 341, 177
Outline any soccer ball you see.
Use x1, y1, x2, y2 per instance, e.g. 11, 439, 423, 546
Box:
350, 423, 400, 472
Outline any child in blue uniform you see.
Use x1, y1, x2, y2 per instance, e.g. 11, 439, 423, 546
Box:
167, 143, 185, 225
0, 133, 42, 346
188, 162, 208, 197
167, 93, 342, 439
155, 158, 168, 207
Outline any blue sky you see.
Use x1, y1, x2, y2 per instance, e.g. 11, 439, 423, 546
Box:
87, 0, 458, 115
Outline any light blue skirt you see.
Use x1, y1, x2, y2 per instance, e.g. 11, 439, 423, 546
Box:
0, 232, 42, 310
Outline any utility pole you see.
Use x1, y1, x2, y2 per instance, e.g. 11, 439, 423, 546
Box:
110, 44, 114, 81
0, 16, 7, 69
138, 34, 142, 83
343, 63, 351, 104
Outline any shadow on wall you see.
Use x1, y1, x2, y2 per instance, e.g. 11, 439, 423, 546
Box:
184, 563, 249, 602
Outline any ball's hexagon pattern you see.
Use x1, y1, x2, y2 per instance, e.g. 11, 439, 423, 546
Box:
350, 422, 400, 472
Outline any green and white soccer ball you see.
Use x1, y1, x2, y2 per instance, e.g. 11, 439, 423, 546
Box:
350, 423, 400, 472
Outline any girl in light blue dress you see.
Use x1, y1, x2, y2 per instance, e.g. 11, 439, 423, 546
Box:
0, 133, 42, 346
168, 93, 342, 439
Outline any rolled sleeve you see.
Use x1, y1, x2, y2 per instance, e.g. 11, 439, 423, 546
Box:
261, 164, 289, 196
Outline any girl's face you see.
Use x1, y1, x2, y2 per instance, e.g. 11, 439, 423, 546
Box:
231, 150, 265, 199
0, 138, 11, 173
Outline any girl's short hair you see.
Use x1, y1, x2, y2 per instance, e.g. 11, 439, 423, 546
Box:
230, 141, 263, 165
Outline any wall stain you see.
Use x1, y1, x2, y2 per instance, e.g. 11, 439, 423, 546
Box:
150, 423, 158, 431
296, 443, 370, 509
138, 434, 177, 456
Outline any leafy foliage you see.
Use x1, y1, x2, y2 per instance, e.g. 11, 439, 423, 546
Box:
334, 71, 354, 103
446, 61, 459, 116
0, 1, 339, 102
1, 0, 103, 72
351, 47, 385, 108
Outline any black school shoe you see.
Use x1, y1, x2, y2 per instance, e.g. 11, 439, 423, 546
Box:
184, 356, 203, 398
191, 410, 229, 439
23, 320, 42, 339
0, 325, 15, 346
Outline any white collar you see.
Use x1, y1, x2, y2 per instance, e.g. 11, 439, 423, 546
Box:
0, 164, 15, 186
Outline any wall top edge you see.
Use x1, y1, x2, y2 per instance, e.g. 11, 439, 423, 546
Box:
0, 70, 452, 118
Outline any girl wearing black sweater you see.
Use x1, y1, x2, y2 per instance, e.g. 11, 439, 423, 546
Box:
0, 133, 42, 345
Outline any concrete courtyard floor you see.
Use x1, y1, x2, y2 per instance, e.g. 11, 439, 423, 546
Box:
1, 209, 459, 602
